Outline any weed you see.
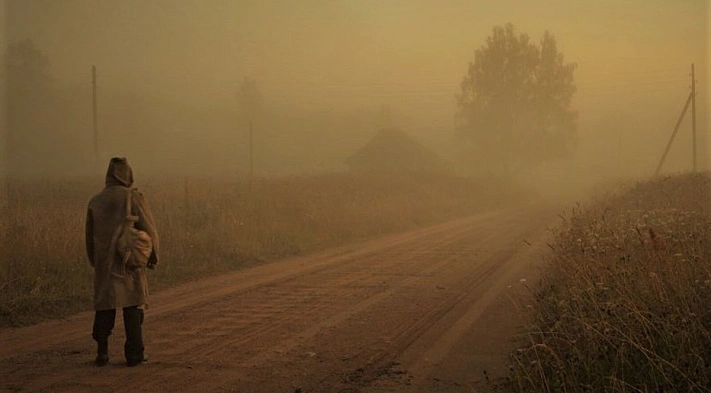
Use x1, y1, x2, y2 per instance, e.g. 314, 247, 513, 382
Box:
510, 173, 711, 392
0, 172, 524, 326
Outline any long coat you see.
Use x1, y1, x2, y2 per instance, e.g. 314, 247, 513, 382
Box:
86, 158, 159, 311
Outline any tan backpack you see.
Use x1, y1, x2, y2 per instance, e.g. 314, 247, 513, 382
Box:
116, 189, 153, 273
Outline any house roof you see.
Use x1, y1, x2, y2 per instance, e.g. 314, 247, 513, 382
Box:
345, 128, 448, 173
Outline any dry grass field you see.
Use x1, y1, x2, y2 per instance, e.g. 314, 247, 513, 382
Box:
0, 173, 524, 327
510, 173, 711, 392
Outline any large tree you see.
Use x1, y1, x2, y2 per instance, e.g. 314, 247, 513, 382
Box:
237, 76, 263, 124
5, 39, 55, 175
7, 39, 53, 99
456, 23, 577, 176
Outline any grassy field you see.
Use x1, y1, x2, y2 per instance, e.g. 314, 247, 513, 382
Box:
0, 172, 524, 327
509, 173, 710, 392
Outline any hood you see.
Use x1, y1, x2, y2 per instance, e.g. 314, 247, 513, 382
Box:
105, 157, 134, 187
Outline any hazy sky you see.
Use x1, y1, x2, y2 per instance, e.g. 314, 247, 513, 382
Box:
4, 0, 710, 176
7, 1, 707, 106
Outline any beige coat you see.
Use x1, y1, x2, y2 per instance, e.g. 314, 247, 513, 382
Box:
86, 158, 159, 311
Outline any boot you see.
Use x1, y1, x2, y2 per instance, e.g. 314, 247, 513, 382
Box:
123, 306, 146, 367
126, 353, 149, 367
92, 309, 116, 367
95, 339, 109, 367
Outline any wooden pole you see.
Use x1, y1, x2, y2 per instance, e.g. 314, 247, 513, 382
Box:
184, 177, 190, 214
655, 92, 692, 176
617, 131, 622, 172
92, 65, 99, 167
249, 119, 254, 181
691, 63, 697, 172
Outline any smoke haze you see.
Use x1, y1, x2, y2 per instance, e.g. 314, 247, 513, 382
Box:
1, 0, 709, 194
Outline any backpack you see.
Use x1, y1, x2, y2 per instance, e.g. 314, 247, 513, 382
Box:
116, 189, 153, 272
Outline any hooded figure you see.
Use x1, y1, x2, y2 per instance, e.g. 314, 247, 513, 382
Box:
86, 157, 159, 367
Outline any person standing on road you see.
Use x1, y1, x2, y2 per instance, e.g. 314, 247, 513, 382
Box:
85, 157, 159, 367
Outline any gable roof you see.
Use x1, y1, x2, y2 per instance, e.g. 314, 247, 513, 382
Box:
345, 128, 448, 173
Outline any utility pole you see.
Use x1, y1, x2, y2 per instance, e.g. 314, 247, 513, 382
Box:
691, 63, 697, 172
249, 120, 254, 181
617, 131, 622, 172
92, 65, 99, 167
654, 64, 700, 176
655, 93, 692, 177
237, 77, 261, 183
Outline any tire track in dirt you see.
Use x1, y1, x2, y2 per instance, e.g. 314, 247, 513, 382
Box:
401, 219, 556, 391
112, 209, 514, 393
0, 208, 504, 360
198, 204, 553, 393
0, 210, 492, 360
0, 203, 558, 393
312, 207, 555, 392
3, 211, 500, 393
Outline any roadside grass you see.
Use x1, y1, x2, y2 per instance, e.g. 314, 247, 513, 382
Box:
509, 172, 711, 392
0, 172, 525, 327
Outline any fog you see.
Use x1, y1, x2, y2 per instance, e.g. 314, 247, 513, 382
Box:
1, 0, 709, 196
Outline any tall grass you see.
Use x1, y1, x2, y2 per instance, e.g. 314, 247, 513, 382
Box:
0, 172, 524, 326
510, 173, 711, 392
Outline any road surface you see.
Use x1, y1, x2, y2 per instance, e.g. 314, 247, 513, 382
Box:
0, 203, 559, 393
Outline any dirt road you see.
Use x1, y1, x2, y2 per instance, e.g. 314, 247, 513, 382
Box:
1, 203, 559, 393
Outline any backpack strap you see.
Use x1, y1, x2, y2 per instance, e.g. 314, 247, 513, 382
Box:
113, 188, 139, 278
127, 188, 133, 216
126, 188, 139, 222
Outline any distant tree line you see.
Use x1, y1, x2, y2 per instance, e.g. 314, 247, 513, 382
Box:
5, 25, 578, 179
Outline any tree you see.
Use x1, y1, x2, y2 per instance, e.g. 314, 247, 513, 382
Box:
5, 39, 55, 175
7, 39, 52, 96
7, 39, 53, 121
236, 76, 263, 124
456, 23, 577, 176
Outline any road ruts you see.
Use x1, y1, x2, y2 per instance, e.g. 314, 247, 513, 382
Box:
0, 202, 559, 393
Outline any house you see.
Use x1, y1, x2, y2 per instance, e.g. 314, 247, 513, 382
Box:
344, 128, 449, 174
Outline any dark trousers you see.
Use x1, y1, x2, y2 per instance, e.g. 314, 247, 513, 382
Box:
92, 306, 145, 362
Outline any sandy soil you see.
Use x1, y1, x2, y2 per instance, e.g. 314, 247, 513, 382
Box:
0, 203, 560, 393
